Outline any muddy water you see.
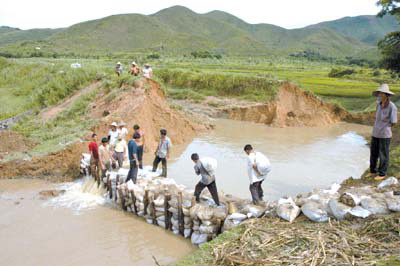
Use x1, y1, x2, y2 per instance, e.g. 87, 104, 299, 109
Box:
169, 119, 371, 200
0, 179, 195, 266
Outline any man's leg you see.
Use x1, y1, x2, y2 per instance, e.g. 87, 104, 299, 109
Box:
206, 181, 220, 206
369, 137, 379, 174
249, 181, 261, 204
378, 138, 391, 177
161, 158, 167, 177
152, 156, 161, 172
131, 160, 138, 184
126, 161, 135, 182
258, 180, 264, 201
194, 182, 206, 203
137, 145, 144, 169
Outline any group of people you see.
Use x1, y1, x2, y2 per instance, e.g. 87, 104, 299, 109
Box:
88, 84, 398, 206
115, 62, 153, 78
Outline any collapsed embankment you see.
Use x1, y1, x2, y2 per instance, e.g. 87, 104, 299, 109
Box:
0, 79, 208, 180
219, 82, 375, 127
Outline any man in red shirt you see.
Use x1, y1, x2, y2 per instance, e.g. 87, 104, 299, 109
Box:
88, 133, 100, 184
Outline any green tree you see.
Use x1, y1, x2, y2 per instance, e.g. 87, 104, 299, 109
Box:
377, 0, 400, 72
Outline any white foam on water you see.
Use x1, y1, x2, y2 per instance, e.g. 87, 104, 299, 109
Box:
44, 176, 108, 214
337, 132, 367, 145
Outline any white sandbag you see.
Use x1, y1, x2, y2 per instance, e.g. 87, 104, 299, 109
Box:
378, 177, 399, 189
191, 232, 208, 245
200, 157, 218, 175
168, 207, 178, 214
301, 201, 329, 223
360, 197, 390, 215
184, 229, 192, 238
385, 196, 400, 212
173, 229, 180, 235
244, 205, 266, 218
199, 224, 215, 234
156, 215, 165, 222
327, 199, 350, 220
182, 200, 192, 209
155, 212, 164, 218
182, 208, 190, 216
197, 208, 214, 221
322, 183, 341, 195
146, 218, 153, 224
254, 152, 272, 175
201, 220, 212, 226
193, 225, 200, 231
348, 206, 371, 219
228, 213, 247, 222
155, 207, 165, 212
276, 197, 301, 223
157, 221, 166, 228
153, 196, 165, 207
184, 216, 191, 224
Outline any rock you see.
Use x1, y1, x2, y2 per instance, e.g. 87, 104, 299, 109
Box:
38, 189, 66, 199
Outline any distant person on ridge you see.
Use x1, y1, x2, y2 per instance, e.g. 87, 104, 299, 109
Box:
88, 133, 100, 183
126, 133, 140, 183
133, 124, 145, 169
129, 62, 140, 76
244, 144, 272, 205
191, 153, 220, 206
142, 64, 153, 79
115, 62, 123, 76
367, 84, 397, 181
152, 129, 172, 177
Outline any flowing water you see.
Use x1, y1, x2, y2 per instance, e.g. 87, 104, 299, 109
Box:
0, 119, 371, 266
168, 119, 371, 200
0, 178, 195, 266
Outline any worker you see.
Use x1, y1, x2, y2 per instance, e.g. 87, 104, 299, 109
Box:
108, 122, 120, 151
367, 84, 397, 181
113, 134, 127, 169
191, 153, 220, 206
99, 137, 115, 180
115, 62, 123, 76
118, 121, 128, 140
126, 133, 140, 183
244, 144, 272, 205
88, 133, 100, 183
129, 62, 140, 76
133, 124, 145, 169
142, 63, 153, 79
152, 129, 172, 177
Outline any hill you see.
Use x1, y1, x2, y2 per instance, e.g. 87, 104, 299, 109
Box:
0, 6, 397, 58
307, 15, 399, 45
0, 27, 62, 47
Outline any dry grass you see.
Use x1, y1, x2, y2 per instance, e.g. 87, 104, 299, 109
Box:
204, 214, 400, 266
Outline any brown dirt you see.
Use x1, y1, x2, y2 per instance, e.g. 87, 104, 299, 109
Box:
222, 82, 351, 127
0, 130, 35, 160
0, 79, 208, 180
40, 81, 100, 121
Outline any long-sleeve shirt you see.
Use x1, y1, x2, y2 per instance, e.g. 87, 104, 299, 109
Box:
372, 101, 398, 138
128, 140, 138, 162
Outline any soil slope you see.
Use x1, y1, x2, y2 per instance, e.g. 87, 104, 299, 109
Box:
0, 79, 207, 179
223, 82, 350, 127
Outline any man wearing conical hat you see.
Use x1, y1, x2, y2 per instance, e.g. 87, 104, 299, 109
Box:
368, 84, 397, 181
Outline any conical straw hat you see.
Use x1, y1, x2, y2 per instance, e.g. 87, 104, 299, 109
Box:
372, 84, 394, 96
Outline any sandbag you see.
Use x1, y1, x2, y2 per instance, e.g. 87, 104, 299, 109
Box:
301, 201, 329, 223
197, 207, 214, 221
327, 199, 350, 220
157, 221, 166, 228
228, 213, 247, 223
360, 197, 390, 215
199, 224, 215, 234
243, 205, 266, 218
385, 196, 400, 212
191, 232, 208, 245
254, 152, 272, 175
153, 196, 165, 207
222, 218, 237, 232
184, 229, 192, 238
348, 206, 371, 219
378, 177, 399, 189
200, 157, 218, 175
276, 197, 301, 223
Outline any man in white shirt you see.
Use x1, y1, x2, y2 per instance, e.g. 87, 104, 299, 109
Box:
108, 122, 120, 150
244, 144, 271, 205
142, 64, 153, 79
118, 121, 128, 140
152, 129, 172, 177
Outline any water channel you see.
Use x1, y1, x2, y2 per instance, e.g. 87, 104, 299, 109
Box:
0, 119, 371, 265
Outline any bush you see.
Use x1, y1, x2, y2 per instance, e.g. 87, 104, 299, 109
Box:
328, 68, 356, 78
147, 53, 160, 59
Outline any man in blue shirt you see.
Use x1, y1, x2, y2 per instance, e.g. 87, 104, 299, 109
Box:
126, 133, 140, 183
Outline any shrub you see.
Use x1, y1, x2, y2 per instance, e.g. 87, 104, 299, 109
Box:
328, 68, 356, 78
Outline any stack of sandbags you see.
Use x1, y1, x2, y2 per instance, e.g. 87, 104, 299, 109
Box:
168, 197, 181, 235
153, 195, 166, 228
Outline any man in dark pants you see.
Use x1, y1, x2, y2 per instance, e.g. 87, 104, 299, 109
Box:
244, 144, 271, 205
133, 124, 145, 169
152, 129, 172, 177
126, 133, 140, 183
191, 153, 220, 206
368, 84, 397, 181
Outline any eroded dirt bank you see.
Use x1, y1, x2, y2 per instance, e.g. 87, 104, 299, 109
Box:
0, 79, 208, 180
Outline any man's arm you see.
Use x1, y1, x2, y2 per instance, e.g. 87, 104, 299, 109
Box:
166, 140, 171, 159
252, 164, 262, 177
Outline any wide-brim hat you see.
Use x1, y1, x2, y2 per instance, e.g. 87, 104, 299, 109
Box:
373, 84, 394, 96
131, 61, 136, 65
117, 62, 121, 65
119, 121, 126, 126
111, 122, 118, 127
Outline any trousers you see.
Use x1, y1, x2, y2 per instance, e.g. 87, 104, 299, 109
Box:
152, 156, 167, 177
370, 137, 391, 177
249, 180, 264, 204
194, 181, 220, 206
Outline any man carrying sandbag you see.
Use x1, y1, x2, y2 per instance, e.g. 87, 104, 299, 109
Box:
191, 153, 220, 206
244, 144, 272, 205
152, 129, 172, 177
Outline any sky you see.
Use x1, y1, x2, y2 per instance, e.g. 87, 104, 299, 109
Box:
0, 0, 381, 30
